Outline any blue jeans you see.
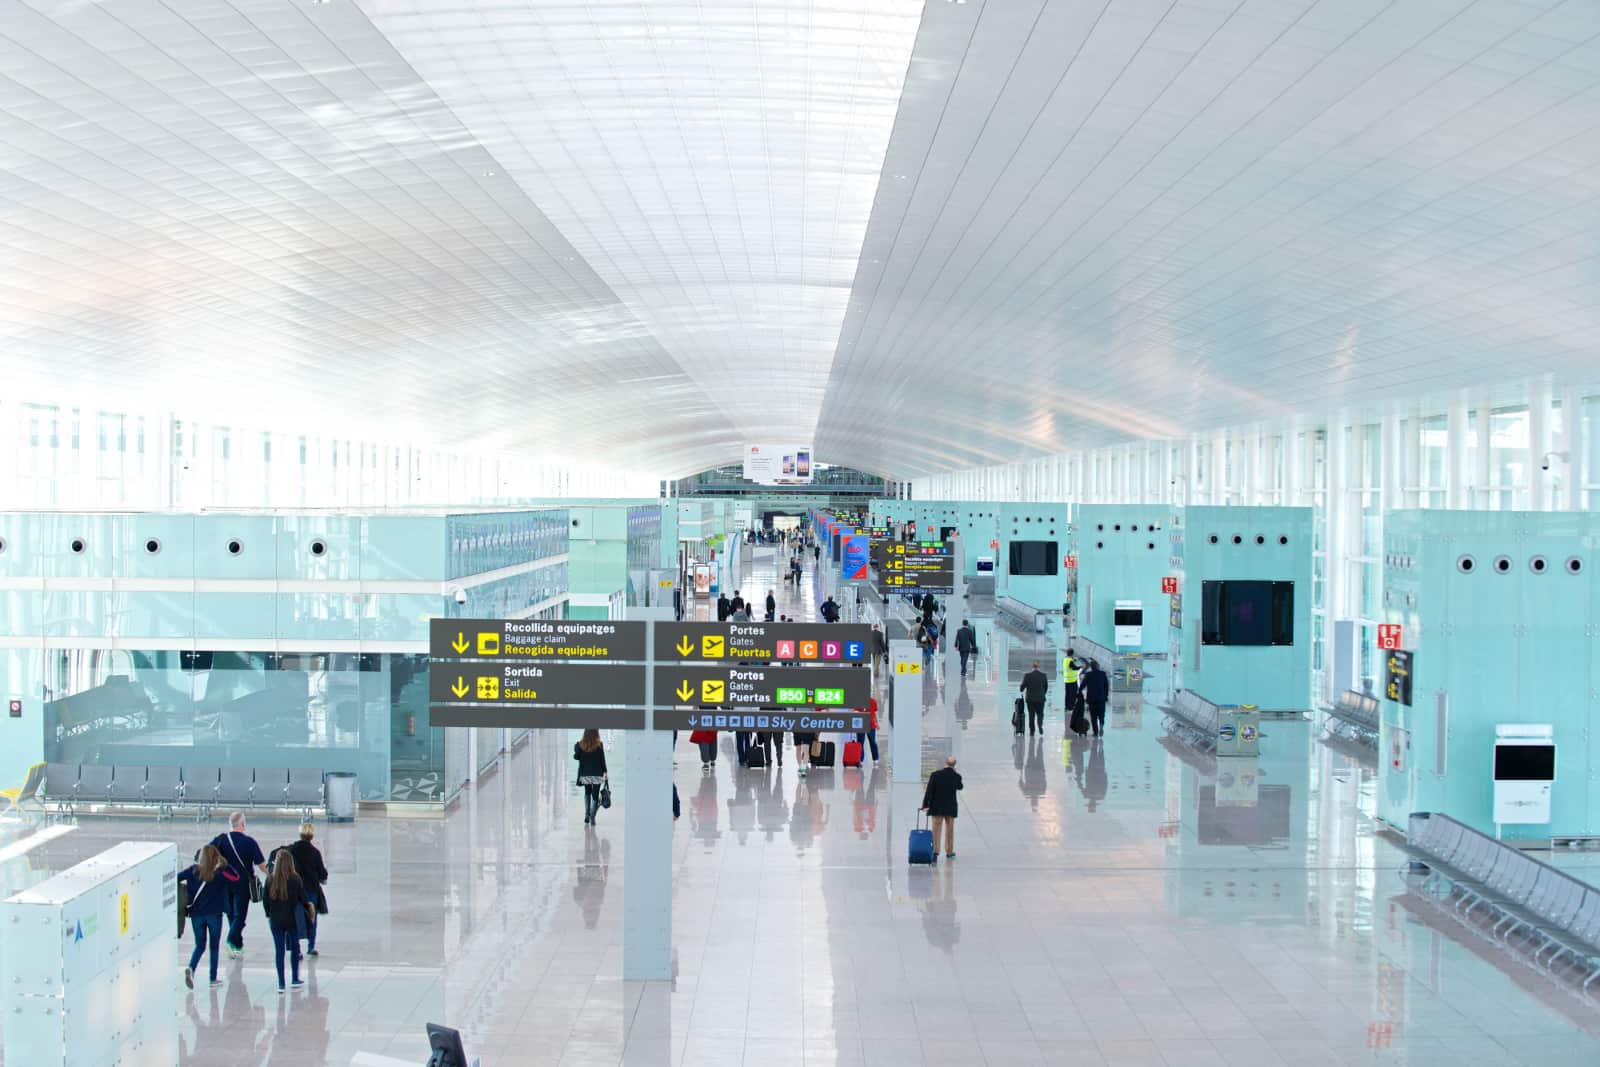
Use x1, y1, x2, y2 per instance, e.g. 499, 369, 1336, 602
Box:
271, 924, 301, 988
225, 889, 249, 949
305, 910, 318, 953
855, 730, 879, 761
188, 914, 222, 981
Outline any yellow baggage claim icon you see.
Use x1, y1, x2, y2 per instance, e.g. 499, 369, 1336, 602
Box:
701, 634, 726, 658
478, 632, 500, 656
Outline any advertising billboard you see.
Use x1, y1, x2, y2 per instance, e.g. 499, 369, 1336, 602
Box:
842, 534, 870, 580
743, 443, 814, 485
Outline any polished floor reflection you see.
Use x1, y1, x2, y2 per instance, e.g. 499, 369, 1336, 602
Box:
3, 559, 1600, 1065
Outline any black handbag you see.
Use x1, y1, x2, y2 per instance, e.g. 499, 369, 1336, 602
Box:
600, 782, 612, 809
226, 834, 262, 902
176, 879, 192, 938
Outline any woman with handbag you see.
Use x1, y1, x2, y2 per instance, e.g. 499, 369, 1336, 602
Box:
177, 845, 239, 989
262, 854, 313, 993
574, 729, 609, 825
286, 823, 329, 957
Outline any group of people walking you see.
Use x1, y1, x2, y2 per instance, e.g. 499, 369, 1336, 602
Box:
177, 813, 328, 993
717, 588, 778, 622
1018, 649, 1111, 737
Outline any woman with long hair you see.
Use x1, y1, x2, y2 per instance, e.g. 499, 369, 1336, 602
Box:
573, 729, 609, 825
177, 844, 238, 989
263, 852, 311, 993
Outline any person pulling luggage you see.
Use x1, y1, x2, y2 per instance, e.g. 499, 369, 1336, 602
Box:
1019, 661, 1048, 736
1083, 660, 1111, 737
920, 757, 963, 861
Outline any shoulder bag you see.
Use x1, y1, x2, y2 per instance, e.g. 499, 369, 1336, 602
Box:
600, 780, 612, 809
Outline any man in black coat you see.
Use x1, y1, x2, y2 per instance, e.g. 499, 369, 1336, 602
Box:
1083, 659, 1111, 737
920, 757, 963, 860
954, 620, 977, 678
1019, 661, 1049, 735
717, 593, 731, 621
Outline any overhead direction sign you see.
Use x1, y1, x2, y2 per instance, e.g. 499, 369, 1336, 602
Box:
875, 540, 955, 594
430, 661, 646, 707
654, 622, 873, 664
654, 664, 871, 710
429, 618, 647, 662
657, 707, 868, 734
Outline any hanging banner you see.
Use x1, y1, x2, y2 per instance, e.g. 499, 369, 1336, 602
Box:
842, 534, 871, 580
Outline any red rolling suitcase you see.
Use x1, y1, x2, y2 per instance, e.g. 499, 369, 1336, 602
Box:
843, 740, 863, 767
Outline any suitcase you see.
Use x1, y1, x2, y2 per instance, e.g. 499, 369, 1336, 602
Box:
746, 744, 767, 768
1012, 697, 1025, 734
1070, 707, 1089, 736
843, 740, 863, 767
908, 814, 935, 865
813, 741, 836, 768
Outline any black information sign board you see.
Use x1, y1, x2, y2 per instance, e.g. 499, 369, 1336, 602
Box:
430, 661, 646, 706
654, 622, 874, 664
653, 707, 867, 733
429, 618, 647, 662
653, 664, 872, 711
1385, 650, 1414, 707
875, 541, 955, 594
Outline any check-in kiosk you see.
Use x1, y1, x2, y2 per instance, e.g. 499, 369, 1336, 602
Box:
1113, 600, 1143, 648
1492, 724, 1555, 828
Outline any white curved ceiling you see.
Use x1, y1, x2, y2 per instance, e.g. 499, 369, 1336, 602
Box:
4, 0, 1600, 480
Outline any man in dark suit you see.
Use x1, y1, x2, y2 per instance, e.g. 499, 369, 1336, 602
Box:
1019, 661, 1049, 735
1083, 660, 1111, 737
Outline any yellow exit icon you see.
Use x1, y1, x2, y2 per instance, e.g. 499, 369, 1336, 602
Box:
477, 676, 499, 699
478, 633, 500, 656
701, 679, 726, 702
701, 635, 726, 658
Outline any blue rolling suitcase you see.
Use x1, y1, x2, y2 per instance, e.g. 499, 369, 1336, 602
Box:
908, 813, 935, 865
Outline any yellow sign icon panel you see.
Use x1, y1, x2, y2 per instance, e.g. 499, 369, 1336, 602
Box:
477, 676, 500, 700
119, 892, 129, 936
477, 633, 500, 656
895, 662, 922, 675
701, 635, 726, 658
701, 679, 726, 703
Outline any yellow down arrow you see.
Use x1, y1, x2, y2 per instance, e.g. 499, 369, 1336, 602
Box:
451, 676, 469, 698
451, 632, 469, 654
675, 680, 694, 702
675, 635, 693, 656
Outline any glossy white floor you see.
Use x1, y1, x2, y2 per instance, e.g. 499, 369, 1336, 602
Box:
4, 556, 1600, 1066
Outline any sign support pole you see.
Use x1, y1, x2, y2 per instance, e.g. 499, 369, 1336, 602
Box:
890, 638, 922, 784
624, 607, 675, 982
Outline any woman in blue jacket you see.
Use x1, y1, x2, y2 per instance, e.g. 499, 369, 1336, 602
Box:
177, 845, 239, 989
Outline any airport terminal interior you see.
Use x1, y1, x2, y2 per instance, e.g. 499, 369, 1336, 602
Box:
5, 0, 1600, 1065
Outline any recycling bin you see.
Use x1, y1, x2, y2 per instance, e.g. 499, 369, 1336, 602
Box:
325, 771, 358, 822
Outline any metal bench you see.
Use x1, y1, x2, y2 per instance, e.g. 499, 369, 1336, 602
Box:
41, 763, 78, 815
1407, 812, 1600, 992
1322, 689, 1379, 747
144, 766, 184, 816
215, 766, 255, 809
74, 765, 115, 807
106, 766, 147, 806
253, 767, 290, 808
286, 768, 326, 819
181, 765, 221, 817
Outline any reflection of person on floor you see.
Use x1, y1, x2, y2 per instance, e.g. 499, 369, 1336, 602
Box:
851, 766, 880, 838
1083, 739, 1108, 812
1021, 737, 1047, 809
692, 771, 720, 845
756, 773, 788, 842
1068, 737, 1086, 792
919, 862, 960, 953
727, 772, 757, 845
573, 827, 611, 929
954, 679, 974, 730
1012, 734, 1025, 771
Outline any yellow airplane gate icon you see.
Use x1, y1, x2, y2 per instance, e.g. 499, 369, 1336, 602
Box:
701, 679, 726, 702
477, 676, 499, 699
701, 635, 726, 658
478, 633, 500, 656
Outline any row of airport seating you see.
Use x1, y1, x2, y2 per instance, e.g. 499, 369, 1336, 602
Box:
41, 763, 325, 818
1323, 689, 1379, 747
1407, 812, 1600, 991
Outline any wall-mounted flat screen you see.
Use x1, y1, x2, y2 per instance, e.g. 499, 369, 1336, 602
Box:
1494, 744, 1555, 781
1113, 608, 1142, 627
1008, 540, 1057, 577
1200, 580, 1294, 646
939, 525, 958, 542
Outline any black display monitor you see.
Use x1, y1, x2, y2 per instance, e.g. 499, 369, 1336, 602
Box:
1008, 540, 1057, 576
1200, 580, 1294, 646
1494, 744, 1555, 781
426, 1024, 470, 1067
